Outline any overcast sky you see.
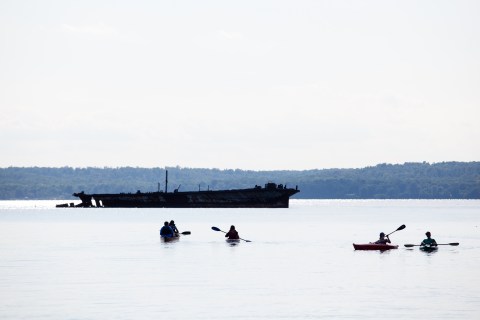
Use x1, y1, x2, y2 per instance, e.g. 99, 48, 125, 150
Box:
1, 0, 479, 170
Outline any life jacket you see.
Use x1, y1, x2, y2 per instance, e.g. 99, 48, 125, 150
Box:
422, 238, 436, 245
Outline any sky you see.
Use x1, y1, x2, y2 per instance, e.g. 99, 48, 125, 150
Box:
0, 0, 479, 170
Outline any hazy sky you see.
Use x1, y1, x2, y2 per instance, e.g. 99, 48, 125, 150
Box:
1, 0, 479, 170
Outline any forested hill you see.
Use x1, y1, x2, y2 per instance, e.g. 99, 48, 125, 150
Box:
0, 162, 479, 200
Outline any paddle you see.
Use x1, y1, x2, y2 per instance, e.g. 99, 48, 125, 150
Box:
161, 231, 190, 237
372, 225, 405, 242
211, 226, 251, 242
404, 243, 459, 248
386, 224, 406, 237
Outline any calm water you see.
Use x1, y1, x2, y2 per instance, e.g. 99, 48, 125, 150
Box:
0, 200, 479, 319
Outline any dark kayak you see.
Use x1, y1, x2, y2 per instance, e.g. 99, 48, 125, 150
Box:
161, 234, 180, 242
420, 244, 438, 252
353, 243, 399, 251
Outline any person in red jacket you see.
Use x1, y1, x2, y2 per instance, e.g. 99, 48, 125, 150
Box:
225, 225, 240, 240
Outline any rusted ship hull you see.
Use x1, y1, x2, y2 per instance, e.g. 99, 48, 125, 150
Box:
72, 183, 299, 208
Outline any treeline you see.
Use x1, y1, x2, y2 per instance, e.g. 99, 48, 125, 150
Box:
0, 162, 479, 200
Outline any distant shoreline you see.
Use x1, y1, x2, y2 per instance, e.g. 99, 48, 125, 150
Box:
1, 162, 479, 200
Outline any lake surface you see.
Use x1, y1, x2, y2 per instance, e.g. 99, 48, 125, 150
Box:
0, 200, 479, 319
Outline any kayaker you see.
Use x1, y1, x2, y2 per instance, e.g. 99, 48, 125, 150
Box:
421, 231, 437, 247
160, 221, 174, 238
169, 220, 179, 235
225, 225, 240, 240
374, 232, 391, 244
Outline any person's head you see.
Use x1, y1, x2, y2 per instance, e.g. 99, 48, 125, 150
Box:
164, 221, 169, 226
379, 232, 385, 238
170, 220, 175, 225
230, 225, 236, 230
426, 231, 431, 238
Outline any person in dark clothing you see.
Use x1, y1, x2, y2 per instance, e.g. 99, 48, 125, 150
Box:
225, 225, 240, 240
160, 221, 174, 238
374, 232, 391, 244
421, 231, 437, 247
169, 220, 179, 235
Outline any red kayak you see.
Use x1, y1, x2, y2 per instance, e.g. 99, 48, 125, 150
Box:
353, 243, 399, 251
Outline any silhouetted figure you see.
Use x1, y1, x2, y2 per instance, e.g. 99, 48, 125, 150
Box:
374, 232, 391, 244
169, 220, 179, 235
225, 225, 240, 240
160, 221, 174, 238
421, 231, 437, 246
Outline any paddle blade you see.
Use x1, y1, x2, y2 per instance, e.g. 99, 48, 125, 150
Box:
181, 231, 191, 235
386, 224, 406, 236
449, 242, 459, 246
211, 226, 221, 232
404, 244, 415, 247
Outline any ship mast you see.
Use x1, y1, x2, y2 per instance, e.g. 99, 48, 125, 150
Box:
165, 170, 168, 193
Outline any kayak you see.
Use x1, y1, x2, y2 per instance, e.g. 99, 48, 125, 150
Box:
353, 243, 399, 251
161, 235, 179, 242
226, 239, 241, 244
420, 245, 438, 252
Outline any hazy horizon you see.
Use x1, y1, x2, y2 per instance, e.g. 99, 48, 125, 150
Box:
1, 1, 479, 170
1, 160, 476, 172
